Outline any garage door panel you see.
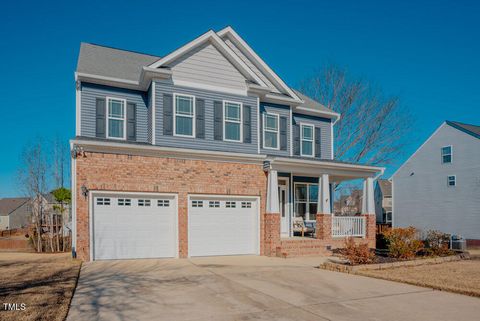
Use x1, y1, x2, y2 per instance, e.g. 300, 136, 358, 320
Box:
93, 194, 176, 260
189, 197, 258, 257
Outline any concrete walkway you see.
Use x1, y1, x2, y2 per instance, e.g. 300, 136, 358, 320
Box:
67, 256, 480, 321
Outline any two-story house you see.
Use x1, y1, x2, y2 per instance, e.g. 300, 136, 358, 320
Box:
71, 27, 383, 261
375, 179, 392, 225
392, 121, 480, 245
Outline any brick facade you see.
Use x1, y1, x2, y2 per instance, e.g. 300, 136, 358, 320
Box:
75, 151, 267, 261
263, 213, 280, 256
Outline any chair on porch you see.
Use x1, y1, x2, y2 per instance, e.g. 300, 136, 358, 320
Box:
292, 217, 315, 237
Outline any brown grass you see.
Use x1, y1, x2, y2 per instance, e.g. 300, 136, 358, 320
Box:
358, 259, 480, 297
0, 252, 81, 321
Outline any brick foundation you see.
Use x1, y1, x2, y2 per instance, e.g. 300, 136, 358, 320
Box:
75, 151, 267, 261
264, 213, 280, 256
316, 214, 332, 240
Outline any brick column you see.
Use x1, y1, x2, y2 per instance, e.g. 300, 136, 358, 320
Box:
316, 214, 332, 241
264, 213, 280, 256
361, 214, 376, 248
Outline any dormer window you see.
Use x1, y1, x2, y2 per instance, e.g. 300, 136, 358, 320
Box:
107, 97, 126, 139
263, 113, 279, 149
441, 146, 452, 164
174, 94, 195, 137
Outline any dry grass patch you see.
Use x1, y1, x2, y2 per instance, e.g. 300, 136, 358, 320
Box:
358, 259, 480, 297
0, 252, 81, 321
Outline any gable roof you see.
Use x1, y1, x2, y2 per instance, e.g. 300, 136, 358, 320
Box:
377, 179, 392, 196
446, 121, 480, 139
77, 43, 161, 83
0, 197, 30, 216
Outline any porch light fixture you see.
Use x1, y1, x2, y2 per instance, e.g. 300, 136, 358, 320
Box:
81, 185, 89, 198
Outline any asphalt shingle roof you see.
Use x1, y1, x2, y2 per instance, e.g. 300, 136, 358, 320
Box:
0, 198, 29, 216
447, 121, 480, 139
293, 89, 336, 114
377, 179, 392, 196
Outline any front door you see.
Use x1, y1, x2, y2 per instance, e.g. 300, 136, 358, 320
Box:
279, 181, 289, 237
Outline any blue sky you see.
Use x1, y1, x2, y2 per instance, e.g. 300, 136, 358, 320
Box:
0, 0, 479, 197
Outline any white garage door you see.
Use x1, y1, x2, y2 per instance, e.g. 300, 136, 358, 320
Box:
92, 193, 176, 260
188, 196, 259, 257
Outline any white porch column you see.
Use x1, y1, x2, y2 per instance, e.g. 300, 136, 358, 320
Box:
362, 177, 375, 214
266, 169, 279, 213
317, 174, 331, 214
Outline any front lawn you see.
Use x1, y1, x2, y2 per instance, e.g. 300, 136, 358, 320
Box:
0, 252, 81, 321
358, 259, 480, 297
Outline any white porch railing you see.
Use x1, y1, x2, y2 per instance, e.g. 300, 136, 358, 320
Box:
332, 216, 366, 237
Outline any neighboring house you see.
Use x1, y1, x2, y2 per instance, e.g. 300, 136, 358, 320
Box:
375, 179, 392, 224
392, 121, 480, 244
0, 197, 31, 230
334, 190, 362, 216
72, 27, 383, 261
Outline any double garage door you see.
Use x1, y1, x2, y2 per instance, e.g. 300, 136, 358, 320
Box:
92, 193, 259, 260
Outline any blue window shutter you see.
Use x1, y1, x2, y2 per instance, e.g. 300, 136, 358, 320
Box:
214, 101, 223, 140
293, 123, 300, 155
280, 116, 287, 151
243, 105, 251, 143
196, 99, 205, 139
95, 98, 106, 138
163, 94, 173, 135
315, 127, 321, 158
127, 102, 136, 141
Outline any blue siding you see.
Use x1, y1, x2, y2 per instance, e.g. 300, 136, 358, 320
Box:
260, 102, 291, 157
292, 113, 332, 160
154, 80, 258, 154
80, 83, 149, 143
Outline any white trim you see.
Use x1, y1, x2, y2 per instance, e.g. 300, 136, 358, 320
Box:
173, 93, 196, 138
293, 106, 340, 121
441, 145, 453, 164
187, 194, 261, 257
256, 97, 260, 154
330, 123, 334, 159
173, 79, 247, 97
300, 123, 315, 157
217, 27, 302, 102
89, 190, 179, 261
289, 108, 293, 157
106, 97, 127, 140
293, 181, 318, 222
223, 100, 243, 142
148, 30, 267, 88
151, 82, 156, 145
70, 142, 77, 256
278, 177, 290, 237
75, 81, 81, 136
263, 113, 280, 150
391, 122, 447, 178
447, 175, 457, 187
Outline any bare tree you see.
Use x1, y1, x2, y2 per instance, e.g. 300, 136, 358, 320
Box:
52, 135, 68, 188
18, 140, 48, 252
299, 64, 411, 166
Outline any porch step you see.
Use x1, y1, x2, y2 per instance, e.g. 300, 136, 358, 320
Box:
276, 238, 333, 258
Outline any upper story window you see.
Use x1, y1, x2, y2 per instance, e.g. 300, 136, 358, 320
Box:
441, 146, 452, 164
263, 113, 279, 149
107, 98, 126, 139
301, 124, 314, 157
224, 101, 242, 142
174, 94, 195, 137
447, 175, 456, 187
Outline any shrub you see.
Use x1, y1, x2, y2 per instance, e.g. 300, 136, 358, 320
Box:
341, 237, 375, 265
383, 227, 423, 259
425, 230, 453, 256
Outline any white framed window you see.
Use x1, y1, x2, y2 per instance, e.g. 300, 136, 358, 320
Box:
447, 175, 456, 187
157, 199, 170, 207
174, 93, 195, 137
138, 199, 151, 207
300, 123, 314, 157
294, 183, 318, 221
118, 198, 131, 206
263, 113, 279, 149
209, 201, 220, 208
223, 101, 242, 142
96, 198, 111, 206
241, 201, 252, 208
107, 97, 126, 139
192, 200, 203, 208
226, 201, 236, 208
441, 146, 452, 164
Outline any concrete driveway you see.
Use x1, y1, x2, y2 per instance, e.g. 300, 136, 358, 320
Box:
67, 256, 480, 321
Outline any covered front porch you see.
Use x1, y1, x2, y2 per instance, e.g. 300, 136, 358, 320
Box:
263, 157, 383, 257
